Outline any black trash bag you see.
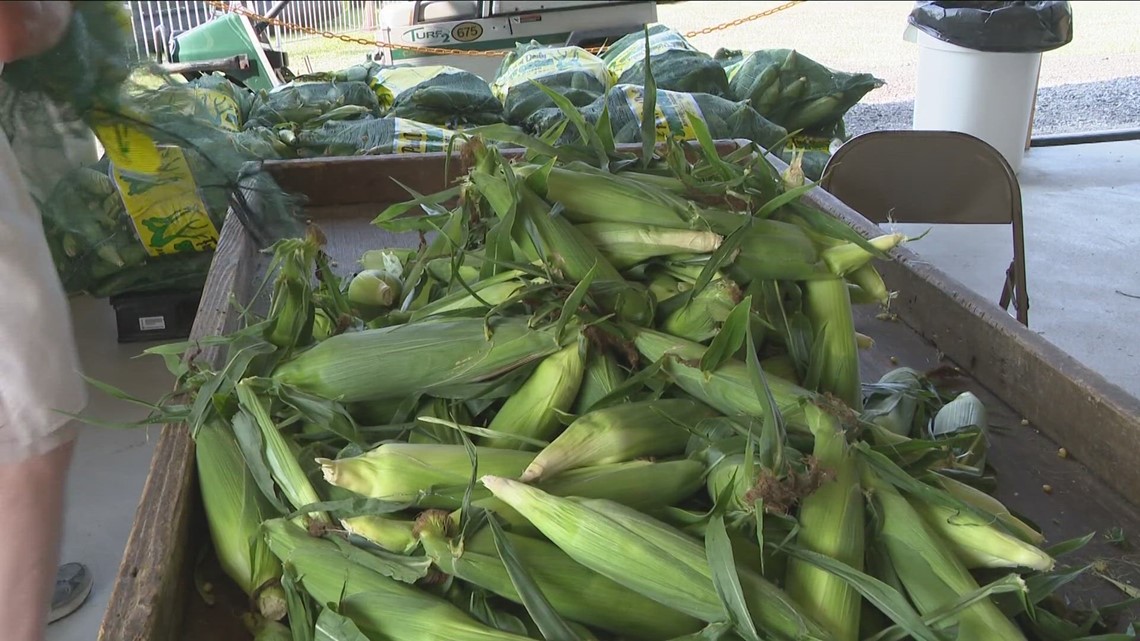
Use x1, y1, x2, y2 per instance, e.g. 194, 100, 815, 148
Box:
526, 84, 788, 151
602, 25, 731, 97
293, 117, 456, 157
908, 1, 1074, 53
716, 48, 883, 138
492, 42, 611, 125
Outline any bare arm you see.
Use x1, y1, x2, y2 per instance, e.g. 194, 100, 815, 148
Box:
0, 1, 73, 63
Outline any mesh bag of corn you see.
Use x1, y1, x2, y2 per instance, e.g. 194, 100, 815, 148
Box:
716, 48, 884, 138
371, 65, 504, 128
602, 25, 730, 97
0, 2, 304, 297
245, 80, 383, 129
491, 42, 612, 125
527, 84, 788, 151
293, 117, 456, 157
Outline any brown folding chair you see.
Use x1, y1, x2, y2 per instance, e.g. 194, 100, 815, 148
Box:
819, 130, 1029, 326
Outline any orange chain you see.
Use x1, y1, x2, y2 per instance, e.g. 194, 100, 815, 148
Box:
203, 0, 805, 58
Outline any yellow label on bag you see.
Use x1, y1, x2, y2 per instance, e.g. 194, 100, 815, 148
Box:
111, 146, 219, 256
392, 118, 455, 154
92, 120, 163, 174
491, 47, 610, 101
622, 86, 704, 143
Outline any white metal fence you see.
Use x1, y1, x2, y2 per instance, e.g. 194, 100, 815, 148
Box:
127, 1, 382, 60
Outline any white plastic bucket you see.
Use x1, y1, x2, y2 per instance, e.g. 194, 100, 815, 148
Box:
912, 30, 1042, 173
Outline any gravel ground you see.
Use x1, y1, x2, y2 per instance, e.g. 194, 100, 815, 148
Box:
657, 0, 1140, 136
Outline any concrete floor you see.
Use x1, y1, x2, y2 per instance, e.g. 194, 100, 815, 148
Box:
45, 297, 170, 641
40, 138, 1140, 640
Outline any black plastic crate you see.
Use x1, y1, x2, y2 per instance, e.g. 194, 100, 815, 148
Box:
110, 289, 203, 344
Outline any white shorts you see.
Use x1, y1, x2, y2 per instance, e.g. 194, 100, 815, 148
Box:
0, 124, 87, 465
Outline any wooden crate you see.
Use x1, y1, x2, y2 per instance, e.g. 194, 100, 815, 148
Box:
99, 147, 1140, 640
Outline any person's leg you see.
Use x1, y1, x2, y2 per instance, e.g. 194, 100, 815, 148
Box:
0, 438, 74, 641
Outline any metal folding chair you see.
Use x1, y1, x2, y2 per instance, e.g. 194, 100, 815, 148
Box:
820, 130, 1029, 325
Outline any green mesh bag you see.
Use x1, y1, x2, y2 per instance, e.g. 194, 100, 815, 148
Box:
294, 117, 456, 158
0, 2, 305, 298
602, 25, 730, 98
491, 42, 611, 125
526, 85, 788, 151
716, 47, 883, 138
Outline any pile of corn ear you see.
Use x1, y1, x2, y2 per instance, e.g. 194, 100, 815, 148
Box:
112, 91, 1134, 641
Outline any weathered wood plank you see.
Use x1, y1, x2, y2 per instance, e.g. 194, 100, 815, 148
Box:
98, 212, 258, 641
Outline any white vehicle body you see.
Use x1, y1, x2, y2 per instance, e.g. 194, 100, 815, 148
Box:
375, 1, 657, 80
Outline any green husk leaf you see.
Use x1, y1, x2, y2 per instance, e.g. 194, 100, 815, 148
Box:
231, 412, 289, 514
487, 517, 586, 641
866, 574, 1027, 641
280, 566, 315, 641
373, 184, 460, 226
776, 544, 945, 641
313, 607, 370, 641
640, 27, 658, 169
705, 516, 761, 641
700, 295, 752, 373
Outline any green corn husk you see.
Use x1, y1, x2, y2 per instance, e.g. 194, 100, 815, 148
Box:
410, 270, 529, 321
762, 354, 802, 385
521, 399, 719, 482
472, 459, 706, 530
410, 397, 471, 445
846, 263, 890, 305
195, 420, 287, 621
646, 272, 686, 305
341, 515, 419, 555
347, 269, 402, 310
863, 469, 1029, 640
575, 222, 724, 269
264, 232, 323, 350
360, 248, 415, 273
660, 278, 743, 343
415, 511, 704, 639
908, 495, 1054, 571
705, 452, 753, 513
727, 219, 832, 284
803, 277, 862, 410
481, 476, 832, 640
262, 519, 531, 641
515, 183, 624, 282
236, 379, 330, 526
573, 350, 627, 414
932, 392, 987, 436
784, 405, 864, 641
632, 327, 814, 433
862, 368, 925, 437
819, 233, 905, 278
318, 443, 535, 509
519, 163, 741, 233
931, 473, 1044, 545
482, 343, 585, 449
272, 317, 569, 403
